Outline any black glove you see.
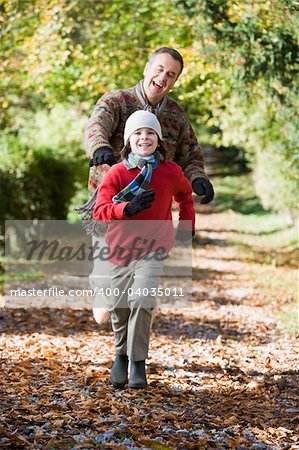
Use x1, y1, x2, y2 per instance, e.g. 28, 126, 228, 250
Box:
90, 146, 116, 167
124, 190, 155, 217
192, 178, 214, 204
175, 229, 195, 241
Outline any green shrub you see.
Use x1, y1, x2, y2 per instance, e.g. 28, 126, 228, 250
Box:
0, 104, 89, 226
0, 133, 82, 223
254, 146, 298, 218
212, 90, 298, 218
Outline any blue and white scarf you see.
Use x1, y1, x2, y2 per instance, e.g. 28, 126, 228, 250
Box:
112, 151, 161, 203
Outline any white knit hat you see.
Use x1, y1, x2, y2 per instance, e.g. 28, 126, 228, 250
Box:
124, 110, 163, 145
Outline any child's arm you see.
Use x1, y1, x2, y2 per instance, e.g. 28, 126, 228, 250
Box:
173, 166, 196, 234
92, 167, 155, 221
93, 169, 128, 221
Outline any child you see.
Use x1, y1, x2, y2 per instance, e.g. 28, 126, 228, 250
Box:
93, 110, 195, 388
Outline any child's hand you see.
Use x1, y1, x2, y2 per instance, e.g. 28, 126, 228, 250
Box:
124, 190, 155, 216
175, 229, 195, 242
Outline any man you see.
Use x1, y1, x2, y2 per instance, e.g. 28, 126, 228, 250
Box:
84, 47, 214, 327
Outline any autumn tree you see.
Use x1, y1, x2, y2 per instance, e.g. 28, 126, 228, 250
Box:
1, 0, 298, 219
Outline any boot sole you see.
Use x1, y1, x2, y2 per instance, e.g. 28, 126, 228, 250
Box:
111, 379, 128, 389
128, 383, 148, 389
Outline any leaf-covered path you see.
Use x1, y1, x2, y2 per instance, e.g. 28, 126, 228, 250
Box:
1, 200, 298, 449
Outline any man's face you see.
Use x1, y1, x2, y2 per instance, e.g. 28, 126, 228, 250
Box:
143, 53, 182, 105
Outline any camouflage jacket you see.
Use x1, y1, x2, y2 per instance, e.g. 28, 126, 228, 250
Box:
84, 82, 209, 195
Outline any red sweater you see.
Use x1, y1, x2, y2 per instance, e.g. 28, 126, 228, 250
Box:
93, 161, 195, 264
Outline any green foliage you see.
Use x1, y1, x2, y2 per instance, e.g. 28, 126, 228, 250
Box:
213, 174, 267, 215
179, 0, 299, 215
17, 104, 87, 154
0, 0, 298, 218
211, 89, 299, 214
214, 173, 296, 236
187, 0, 298, 91
0, 104, 89, 227
254, 145, 298, 217
0, 138, 77, 221
0, 107, 88, 229
0, 0, 189, 120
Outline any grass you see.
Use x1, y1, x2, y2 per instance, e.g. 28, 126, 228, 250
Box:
0, 270, 45, 296
213, 172, 297, 246
213, 173, 268, 216
212, 171, 298, 334
276, 302, 299, 335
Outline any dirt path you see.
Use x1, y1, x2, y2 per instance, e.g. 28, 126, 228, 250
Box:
0, 199, 298, 449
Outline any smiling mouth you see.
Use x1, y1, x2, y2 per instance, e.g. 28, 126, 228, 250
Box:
153, 81, 163, 89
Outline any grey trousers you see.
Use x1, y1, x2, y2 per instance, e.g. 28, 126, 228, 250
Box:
89, 235, 111, 308
108, 255, 164, 361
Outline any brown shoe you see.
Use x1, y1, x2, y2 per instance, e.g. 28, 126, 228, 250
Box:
92, 308, 111, 330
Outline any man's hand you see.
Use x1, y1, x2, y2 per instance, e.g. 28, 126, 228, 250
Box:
192, 178, 214, 204
90, 146, 116, 166
124, 190, 155, 217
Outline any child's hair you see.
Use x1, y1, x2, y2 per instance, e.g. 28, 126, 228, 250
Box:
120, 138, 167, 160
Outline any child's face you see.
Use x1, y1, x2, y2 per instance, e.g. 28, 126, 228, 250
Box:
129, 127, 158, 157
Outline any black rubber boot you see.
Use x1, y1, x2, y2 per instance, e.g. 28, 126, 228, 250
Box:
110, 355, 129, 388
128, 360, 147, 389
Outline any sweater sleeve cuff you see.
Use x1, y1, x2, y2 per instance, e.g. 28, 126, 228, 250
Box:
112, 202, 129, 219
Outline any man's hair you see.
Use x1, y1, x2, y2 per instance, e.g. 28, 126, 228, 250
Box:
148, 47, 184, 75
